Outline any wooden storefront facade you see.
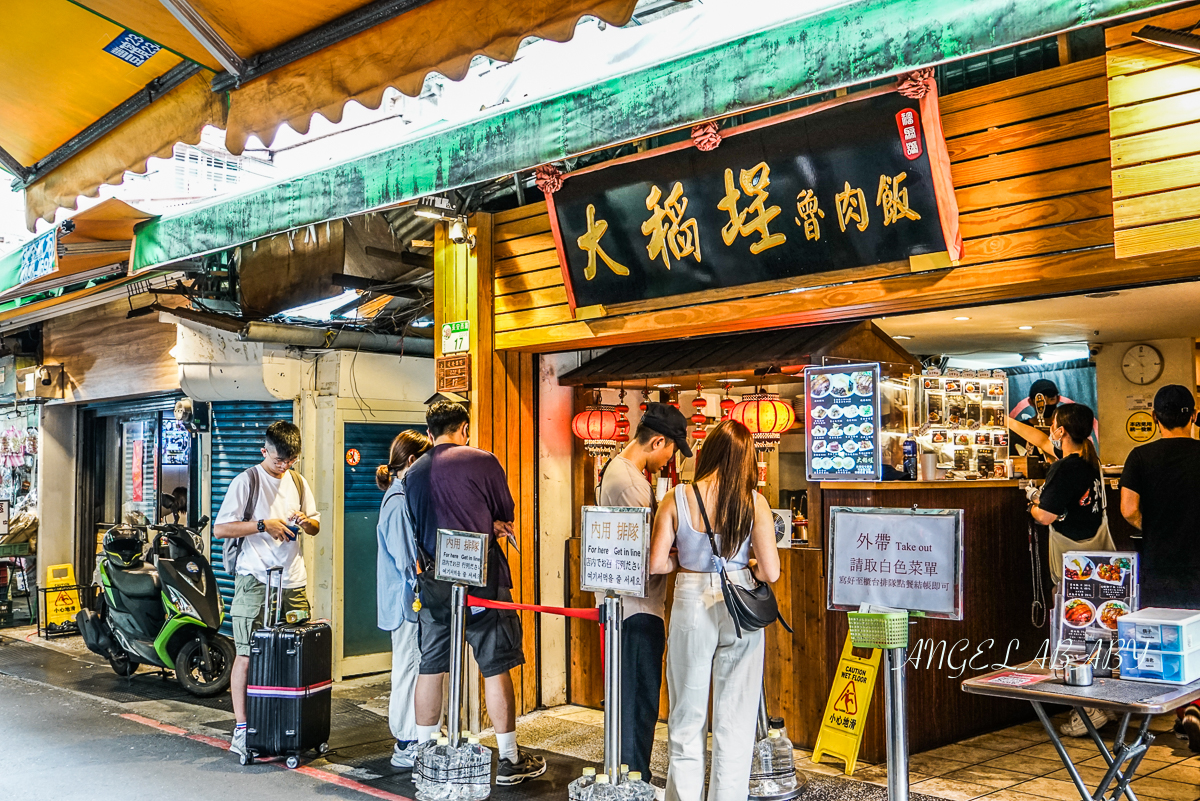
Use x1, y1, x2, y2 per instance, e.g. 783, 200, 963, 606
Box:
433, 4, 1200, 758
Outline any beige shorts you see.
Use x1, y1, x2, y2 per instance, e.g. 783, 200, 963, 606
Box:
230, 573, 310, 656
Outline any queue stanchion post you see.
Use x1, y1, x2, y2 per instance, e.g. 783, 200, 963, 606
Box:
448, 583, 467, 748
602, 593, 623, 783
885, 644, 910, 801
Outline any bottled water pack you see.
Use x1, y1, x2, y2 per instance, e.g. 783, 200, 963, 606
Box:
748, 729, 798, 797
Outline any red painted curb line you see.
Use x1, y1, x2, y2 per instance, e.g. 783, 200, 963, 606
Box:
119, 712, 414, 801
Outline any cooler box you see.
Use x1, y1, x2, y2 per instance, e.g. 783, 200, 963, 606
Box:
1117, 608, 1200, 685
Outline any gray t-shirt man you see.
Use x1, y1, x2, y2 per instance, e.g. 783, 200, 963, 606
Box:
594, 455, 666, 619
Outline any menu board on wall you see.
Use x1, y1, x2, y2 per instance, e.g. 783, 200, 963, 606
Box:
1057, 551, 1139, 651
805, 363, 882, 481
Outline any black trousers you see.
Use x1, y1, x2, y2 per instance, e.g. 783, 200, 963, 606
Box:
620, 612, 666, 780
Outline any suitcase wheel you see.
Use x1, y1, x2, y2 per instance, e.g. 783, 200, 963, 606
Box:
239, 753, 252, 767
286, 756, 300, 769
317, 743, 329, 755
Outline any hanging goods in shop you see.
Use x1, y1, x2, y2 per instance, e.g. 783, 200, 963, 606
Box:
730, 392, 795, 486
691, 384, 708, 442
720, 384, 737, 420
573, 393, 619, 490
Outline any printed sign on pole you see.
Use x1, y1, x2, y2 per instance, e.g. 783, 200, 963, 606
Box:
812, 634, 882, 775
45, 563, 80, 627
580, 506, 651, 597
435, 529, 489, 587
828, 506, 964, 619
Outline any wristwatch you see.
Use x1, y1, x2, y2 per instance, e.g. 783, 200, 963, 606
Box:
257, 519, 266, 533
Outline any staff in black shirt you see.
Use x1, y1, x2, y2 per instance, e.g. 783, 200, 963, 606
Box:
1120, 384, 1200, 752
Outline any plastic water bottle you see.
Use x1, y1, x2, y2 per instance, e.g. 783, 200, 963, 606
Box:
903, 434, 918, 480
568, 767, 598, 801
415, 734, 440, 794
590, 773, 620, 801
416, 737, 458, 801
749, 729, 797, 796
620, 771, 654, 801
619, 764, 629, 785
461, 736, 491, 800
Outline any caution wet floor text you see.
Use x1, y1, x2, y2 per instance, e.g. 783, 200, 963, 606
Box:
811, 634, 881, 775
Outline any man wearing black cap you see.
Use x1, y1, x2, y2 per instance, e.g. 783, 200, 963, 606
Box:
1120, 384, 1200, 751
595, 402, 692, 783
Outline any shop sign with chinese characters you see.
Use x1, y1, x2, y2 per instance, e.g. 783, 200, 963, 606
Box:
828, 506, 964, 619
579, 506, 651, 597
435, 529, 489, 587
546, 90, 959, 311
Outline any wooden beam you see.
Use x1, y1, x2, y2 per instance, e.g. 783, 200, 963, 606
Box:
1112, 152, 1200, 199
945, 106, 1108, 163
1109, 60, 1200, 108
494, 266, 565, 297
1115, 215, 1200, 259
937, 57, 1105, 115
495, 249, 560, 278
494, 214, 552, 243
941, 76, 1106, 138
1114, 183, 1200, 228
951, 132, 1110, 187
954, 161, 1110, 213
1110, 87, 1200, 138
958, 189, 1112, 239
494, 285, 570, 315
1106, 41, 1200, 78
1110, 119, 1200, 168
959, 217, 1113, 264
494, 232, 557, 261
493, 200, 548, 225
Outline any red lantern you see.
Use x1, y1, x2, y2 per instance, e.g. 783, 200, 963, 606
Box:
691, 384, 709, 442
720, 384, 737, 420
572, 406, 619, 457
730, 392, 795, 486
615, 390, 630, 444
639, 389, 649, 414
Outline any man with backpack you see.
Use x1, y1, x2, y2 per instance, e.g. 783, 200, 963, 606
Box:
213, 421, 320, 761
405, 401, 546, 784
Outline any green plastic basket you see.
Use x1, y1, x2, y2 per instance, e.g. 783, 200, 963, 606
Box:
847, 611, 910, 649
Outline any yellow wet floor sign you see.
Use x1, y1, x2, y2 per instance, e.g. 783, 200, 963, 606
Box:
811, 634, 882, 775
45, 563, 80, 627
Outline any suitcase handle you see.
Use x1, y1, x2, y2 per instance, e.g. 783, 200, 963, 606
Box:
263, 567, 285, 628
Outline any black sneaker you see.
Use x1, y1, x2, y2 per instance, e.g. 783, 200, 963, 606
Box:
496, 750, 547, 785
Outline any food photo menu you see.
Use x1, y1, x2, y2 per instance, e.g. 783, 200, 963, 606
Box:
1057, 551, 1139, 651
805, 363, 882, 481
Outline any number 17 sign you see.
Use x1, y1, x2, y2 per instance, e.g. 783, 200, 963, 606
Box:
580, 506, 650, 597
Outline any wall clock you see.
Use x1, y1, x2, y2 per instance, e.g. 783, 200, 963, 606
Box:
1121, 344, 1163, 386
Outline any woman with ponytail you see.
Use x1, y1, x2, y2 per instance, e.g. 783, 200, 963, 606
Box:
375, 429, 432, 767
1028, 402, 1117, 737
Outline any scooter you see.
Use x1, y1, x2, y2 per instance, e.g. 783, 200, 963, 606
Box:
77, 516, 235, 697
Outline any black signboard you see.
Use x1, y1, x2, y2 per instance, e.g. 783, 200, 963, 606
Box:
547, 90, 960, 311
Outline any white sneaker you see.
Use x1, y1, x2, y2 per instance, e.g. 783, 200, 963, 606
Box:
1060, 708, 1111, 737
391, 740, 419, 769
229, 727, 249, 759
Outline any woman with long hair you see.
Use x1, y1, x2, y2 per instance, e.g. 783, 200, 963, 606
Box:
376, 429, 432, 767
649, 420, 780, 801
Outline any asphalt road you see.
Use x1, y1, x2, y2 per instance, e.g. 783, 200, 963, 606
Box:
1, 673, 379, 801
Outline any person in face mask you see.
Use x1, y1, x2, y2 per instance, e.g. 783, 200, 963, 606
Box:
1007, 379, 1063, 461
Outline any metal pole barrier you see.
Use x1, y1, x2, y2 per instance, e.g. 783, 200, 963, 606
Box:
602, 593, 623, 783
885, 647, 909, 801
448, 583, 467, 748
756, 689, 770, 740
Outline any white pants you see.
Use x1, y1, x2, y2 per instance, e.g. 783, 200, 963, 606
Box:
665, 571, 765, 801
388, 620, 420, 742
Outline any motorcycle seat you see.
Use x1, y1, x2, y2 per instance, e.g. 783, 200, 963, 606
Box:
107, 564, 161, 599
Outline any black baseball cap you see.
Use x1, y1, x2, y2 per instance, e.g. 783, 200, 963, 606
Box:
1154, 384, 1195, 417
1028, 379, 1059, 403
640, 403, 694, 458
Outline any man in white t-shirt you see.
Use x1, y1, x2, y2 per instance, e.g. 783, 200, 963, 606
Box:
213, 421, 321, 760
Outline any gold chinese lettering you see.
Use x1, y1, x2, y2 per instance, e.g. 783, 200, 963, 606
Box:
834, 182, 869, 233
577, 204, 630, 280
641, 182, 702, 269
876, 172, 921, 226
794, 190, 825, 242
717, 162, 786, 254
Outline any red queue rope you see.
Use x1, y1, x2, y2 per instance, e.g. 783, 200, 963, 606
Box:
465, 595, 601, 621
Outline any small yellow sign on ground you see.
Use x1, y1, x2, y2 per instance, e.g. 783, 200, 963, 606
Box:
811, 633, 882, 775
44, 563, 80, 627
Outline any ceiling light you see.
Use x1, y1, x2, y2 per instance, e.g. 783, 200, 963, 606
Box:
414, 195, 456, 220
953, 316, 971, 321
892, 334, 913, 340
1085, 291, 1119, 299
721, 378, 746, 383
1018, 325, 1033, 330
1132, 24, 1200, 55
655, 382, 680, 389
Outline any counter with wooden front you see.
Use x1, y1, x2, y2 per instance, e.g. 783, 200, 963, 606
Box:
765, 479, 1048, 764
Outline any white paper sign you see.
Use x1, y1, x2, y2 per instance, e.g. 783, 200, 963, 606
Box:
828, 507, 964, 619
0, 500, 9, 536
435, 529, 488, 587
580, 506, 650, 597
441, 320, 470, 355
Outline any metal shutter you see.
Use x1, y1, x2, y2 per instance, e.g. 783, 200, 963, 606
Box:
209, 401, 293, 634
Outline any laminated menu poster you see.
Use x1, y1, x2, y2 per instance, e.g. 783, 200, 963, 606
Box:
805, 363, 882, 481
1057, 551, 1139, 651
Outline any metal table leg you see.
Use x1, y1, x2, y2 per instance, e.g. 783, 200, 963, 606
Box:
1032, 701, 1093, 801
1080, 709, 1147, 801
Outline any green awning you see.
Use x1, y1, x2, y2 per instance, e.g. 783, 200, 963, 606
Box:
133, 0, 1176, 272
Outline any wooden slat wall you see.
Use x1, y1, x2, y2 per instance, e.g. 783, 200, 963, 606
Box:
1106, 5, 1200, 262
491, 57, 1135, 353
435, 214, 540, 717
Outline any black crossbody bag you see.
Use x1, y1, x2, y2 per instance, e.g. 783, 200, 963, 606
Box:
691, 484, 792, 638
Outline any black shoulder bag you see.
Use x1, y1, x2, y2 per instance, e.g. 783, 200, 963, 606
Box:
691, 484, 792, 638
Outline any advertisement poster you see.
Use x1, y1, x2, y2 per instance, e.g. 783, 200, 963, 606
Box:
805, 363, 882, 481
1058, 551, 1139, 650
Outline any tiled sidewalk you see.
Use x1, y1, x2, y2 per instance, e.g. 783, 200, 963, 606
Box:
538, 706, 1200, 801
